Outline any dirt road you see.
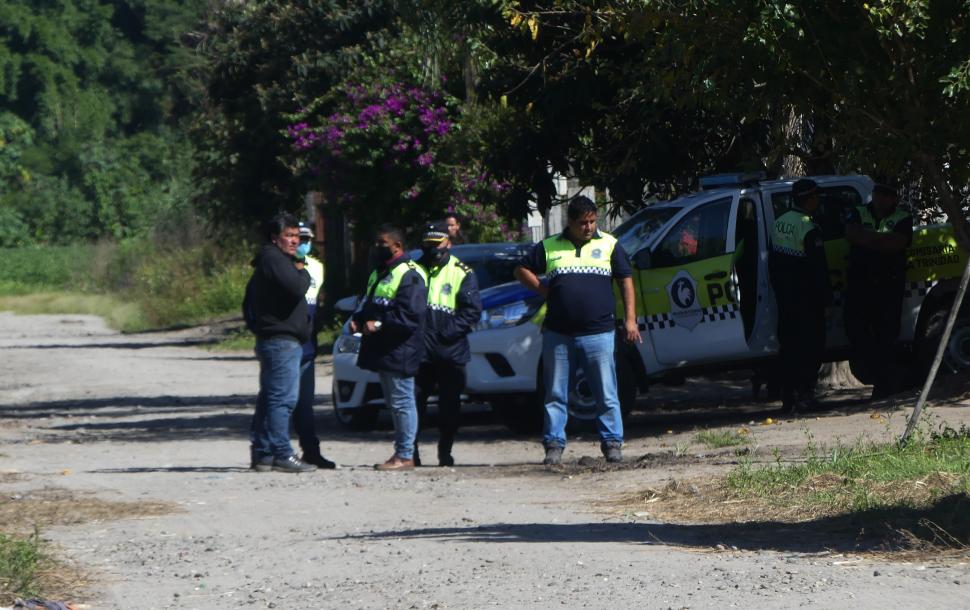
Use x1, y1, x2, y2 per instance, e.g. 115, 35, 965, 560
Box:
1, 311, 967, 609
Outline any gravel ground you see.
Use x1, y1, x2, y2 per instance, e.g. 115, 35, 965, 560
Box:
1, 311, 968, 609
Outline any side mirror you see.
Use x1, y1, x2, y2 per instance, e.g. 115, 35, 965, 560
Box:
632, 249, 652, 270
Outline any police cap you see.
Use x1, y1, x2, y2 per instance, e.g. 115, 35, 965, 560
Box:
298, 221, 314, 240
422, 221, 449, 244
792, 179, 819, 202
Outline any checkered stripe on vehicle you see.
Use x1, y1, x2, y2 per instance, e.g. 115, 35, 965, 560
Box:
547, 266, 612, 279
703, 303, 740, 322
640, 313, 674, 331
904, 280, 937, 299
639, 304, 740, 331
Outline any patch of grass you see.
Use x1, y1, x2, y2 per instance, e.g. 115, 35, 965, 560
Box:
0, 530, 47, 603
0, 292, 148, 331
207, 328, 256, 352
611, 429, 970, 556
0, 245, 96, 295
694, 428, 750, 449
726, 430, 970, 513
206, 323, 343, 353
0, 489, 175, 533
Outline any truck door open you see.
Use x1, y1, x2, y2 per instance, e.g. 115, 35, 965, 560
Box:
636, 196, 751, 367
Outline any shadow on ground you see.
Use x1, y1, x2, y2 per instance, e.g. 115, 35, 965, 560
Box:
0, 382, 897, 445
337, 494, 969, 555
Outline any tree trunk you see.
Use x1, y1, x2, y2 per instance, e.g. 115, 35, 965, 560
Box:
817, 361, 865, 390
921, 154, 970, 252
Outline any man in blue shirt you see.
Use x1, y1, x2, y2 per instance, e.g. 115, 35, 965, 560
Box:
514, 196, 641, 465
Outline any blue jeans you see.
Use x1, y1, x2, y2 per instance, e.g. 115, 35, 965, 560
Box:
378, 372, 418, 460
541, 329, 624, 448
251, 338, 302, 462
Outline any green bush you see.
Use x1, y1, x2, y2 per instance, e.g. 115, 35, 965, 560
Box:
0, 245, 96, 293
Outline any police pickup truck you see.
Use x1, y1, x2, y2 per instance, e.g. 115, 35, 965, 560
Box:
465, 174, 969, 432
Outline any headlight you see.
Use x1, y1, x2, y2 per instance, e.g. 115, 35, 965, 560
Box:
335, 334, 361, 354
476, 299, 542, 331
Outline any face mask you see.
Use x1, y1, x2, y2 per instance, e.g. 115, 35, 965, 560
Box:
373, 245, 394, 265
422, 245, 445, 265
295, 243, 311, 259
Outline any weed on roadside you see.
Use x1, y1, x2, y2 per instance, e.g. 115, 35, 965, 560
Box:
0, 530, 87, 606
612, 429, 970, 556
694, 428, 750, 449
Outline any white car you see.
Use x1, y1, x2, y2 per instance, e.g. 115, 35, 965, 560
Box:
330, 243, 532, 429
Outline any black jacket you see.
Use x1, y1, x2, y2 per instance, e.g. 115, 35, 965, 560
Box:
353, 256, 427, 376
247, 244, 312, 344
422, 255, 482, 364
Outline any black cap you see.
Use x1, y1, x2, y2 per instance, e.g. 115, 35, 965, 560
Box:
792, 178, 819, 202
421, 221, 449, 243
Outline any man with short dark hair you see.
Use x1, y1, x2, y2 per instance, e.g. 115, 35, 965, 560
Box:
845, 183, 913, 399
247, 212, 317, 473
352, 224, 428, 471
769, 179, 831, 412
414, 221, 482, 466
514, 196, 641, 465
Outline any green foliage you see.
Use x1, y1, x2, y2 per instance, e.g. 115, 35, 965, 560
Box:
0, 240, 251, 331
727, 433, 970, 512
195, 0, 398, 229
0, 0, 206, 244
0, 244, 95, 292
0, 530, 45, 603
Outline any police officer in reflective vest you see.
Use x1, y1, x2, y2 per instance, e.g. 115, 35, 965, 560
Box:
769, 179, 831, 412
290, 222, 336, 469
351, 223, 428, 471
514, 196, 641, 466
845, 184, 913, 400
413, 221, 482, 467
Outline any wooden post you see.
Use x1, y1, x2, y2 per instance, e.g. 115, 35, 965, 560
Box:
900, 255, 970, 445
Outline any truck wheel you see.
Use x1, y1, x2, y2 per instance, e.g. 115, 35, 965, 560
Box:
493, 395, 543, 435
331, 390, 380, 430
915, 303, 970, 377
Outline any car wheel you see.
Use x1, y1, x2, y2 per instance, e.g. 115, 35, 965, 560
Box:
916, 302, 970, 377
331, 390, 380, 430
493, 395, 543, 435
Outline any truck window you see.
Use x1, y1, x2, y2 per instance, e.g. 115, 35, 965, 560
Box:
652, 198, 731, 268
771, 186, 862, 240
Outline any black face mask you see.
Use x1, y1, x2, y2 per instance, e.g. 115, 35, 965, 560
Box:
373, 245, 394, 266
422, 245, 446, 265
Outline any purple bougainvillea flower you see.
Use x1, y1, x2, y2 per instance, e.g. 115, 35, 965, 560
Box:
416, 152, 434, 167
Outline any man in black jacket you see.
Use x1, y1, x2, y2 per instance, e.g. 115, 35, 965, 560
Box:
414, 221, 482, 467
351, 224, 428, 471
247, 213, 317, 473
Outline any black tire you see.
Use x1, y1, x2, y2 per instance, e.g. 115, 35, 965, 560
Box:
331, 390, 380, 430
915, 302, 970, 377
493, 395, 543, 435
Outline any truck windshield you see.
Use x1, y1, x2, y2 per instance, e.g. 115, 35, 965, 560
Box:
614, 206, 682, 255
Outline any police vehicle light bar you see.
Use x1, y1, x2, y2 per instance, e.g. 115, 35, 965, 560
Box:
698, 171, 767, 190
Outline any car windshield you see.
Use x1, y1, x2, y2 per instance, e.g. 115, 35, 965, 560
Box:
613, 206, 682, 255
